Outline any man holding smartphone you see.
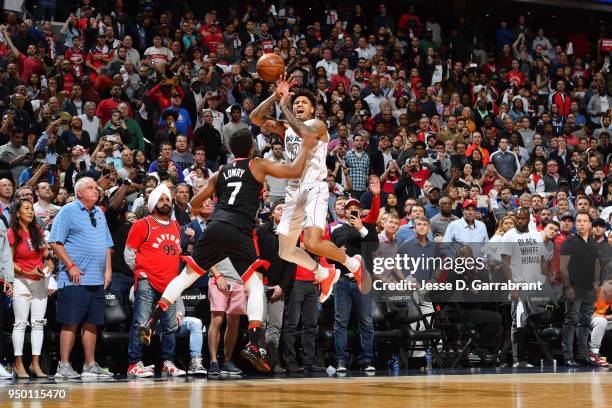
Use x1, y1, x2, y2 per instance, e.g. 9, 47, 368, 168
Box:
327, 183, 380, 372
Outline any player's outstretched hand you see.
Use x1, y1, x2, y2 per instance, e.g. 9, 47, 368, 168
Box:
275, 73, 294, 106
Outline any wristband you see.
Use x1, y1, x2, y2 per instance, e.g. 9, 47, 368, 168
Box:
67, 263, 75, 271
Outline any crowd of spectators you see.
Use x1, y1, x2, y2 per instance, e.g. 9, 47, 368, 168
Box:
0, 0, 611, 378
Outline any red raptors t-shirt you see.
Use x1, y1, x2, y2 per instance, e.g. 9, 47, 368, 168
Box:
126, 216, 182, 293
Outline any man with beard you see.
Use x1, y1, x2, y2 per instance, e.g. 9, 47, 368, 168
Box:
124, 184, 186, 377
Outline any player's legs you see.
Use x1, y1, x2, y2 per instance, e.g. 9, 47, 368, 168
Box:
277, 186, 319, 269
277, 185, 336, 279
222, 227, 273, 373
302, 183, 364, 291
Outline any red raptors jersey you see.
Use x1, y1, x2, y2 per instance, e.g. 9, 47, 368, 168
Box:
126, 216, 182, 293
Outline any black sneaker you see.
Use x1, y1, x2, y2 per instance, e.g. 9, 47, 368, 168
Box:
564, 359, 582, 368
221, 362, 242, 376
240, 342, 271, 373
208, 361, 221, 377
576, 358, 598, 368
287, 365, 304, 373
272, 364, 287, 374
304, 365, 326, 372
359, 359, 375, 372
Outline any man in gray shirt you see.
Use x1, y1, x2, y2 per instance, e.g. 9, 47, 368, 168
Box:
430, 197, 458, 238
0, 127, 30, 183
221, 105, 248, 161
517, 116, 536, 151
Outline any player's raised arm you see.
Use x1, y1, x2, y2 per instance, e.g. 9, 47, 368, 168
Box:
249, 92, 280, 127
190, 171, 219, 215
249, 77, 286, 138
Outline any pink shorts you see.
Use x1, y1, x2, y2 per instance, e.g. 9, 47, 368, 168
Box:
208, 278, 247, 315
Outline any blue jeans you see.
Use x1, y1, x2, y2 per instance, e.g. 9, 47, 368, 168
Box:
176, 316, 204, 359
128, 279, 177, 364
333, 277, 374, 364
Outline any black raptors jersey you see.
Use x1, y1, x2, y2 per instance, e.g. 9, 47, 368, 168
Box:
209, 158, 262, 230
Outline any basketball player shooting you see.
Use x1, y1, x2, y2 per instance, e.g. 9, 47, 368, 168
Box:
250, 74, 366, 303
138, 101, 317, 373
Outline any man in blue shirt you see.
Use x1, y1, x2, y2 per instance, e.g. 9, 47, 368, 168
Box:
443, 199, 489, 257
49, 176, 114, 379
398, 216, 441, 283
424, 187, 441, 219
396, 205, 434, 245
158, 93, 193, 137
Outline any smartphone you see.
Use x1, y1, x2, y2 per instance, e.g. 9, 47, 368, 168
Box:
102, 168, 111, 177
106, 135, 117, 142
350, 210, 360, 219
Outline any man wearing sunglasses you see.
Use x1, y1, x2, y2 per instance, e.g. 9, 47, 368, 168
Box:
49, 176, 114, 379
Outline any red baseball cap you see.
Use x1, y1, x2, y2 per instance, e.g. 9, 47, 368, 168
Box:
345, 198, 361, 209
462, 199, 477, 209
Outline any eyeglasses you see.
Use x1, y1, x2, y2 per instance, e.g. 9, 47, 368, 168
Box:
89, 211, 97, 228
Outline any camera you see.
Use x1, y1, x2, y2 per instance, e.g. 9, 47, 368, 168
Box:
158, 169, 170, 181
135, 169, 147, 184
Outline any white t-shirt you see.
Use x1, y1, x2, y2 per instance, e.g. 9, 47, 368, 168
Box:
500, 228, 551, 283
33, 201, 60, 228
79, 114, 101, 143
144, 46, 174, 65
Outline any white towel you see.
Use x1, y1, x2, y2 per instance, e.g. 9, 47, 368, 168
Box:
147, 183, 172, 214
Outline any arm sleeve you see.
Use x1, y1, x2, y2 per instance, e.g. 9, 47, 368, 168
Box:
124, 220, 147, 270
363, 193, 381, 225
124, 247, 137, 271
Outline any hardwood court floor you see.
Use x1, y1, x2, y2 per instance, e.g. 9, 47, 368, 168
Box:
1, 370, 611, 408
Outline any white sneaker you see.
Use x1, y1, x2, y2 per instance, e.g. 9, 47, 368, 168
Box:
162, 361, 186, 377
0, 364, 12, 379
81, 362, 114, 378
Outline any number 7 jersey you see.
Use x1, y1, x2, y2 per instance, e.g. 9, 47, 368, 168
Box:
209, 158, 263, 231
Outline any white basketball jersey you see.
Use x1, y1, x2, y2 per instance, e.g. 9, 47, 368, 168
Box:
284, 118, 328, 186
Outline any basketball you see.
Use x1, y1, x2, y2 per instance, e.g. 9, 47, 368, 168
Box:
256, 53, 285, 82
